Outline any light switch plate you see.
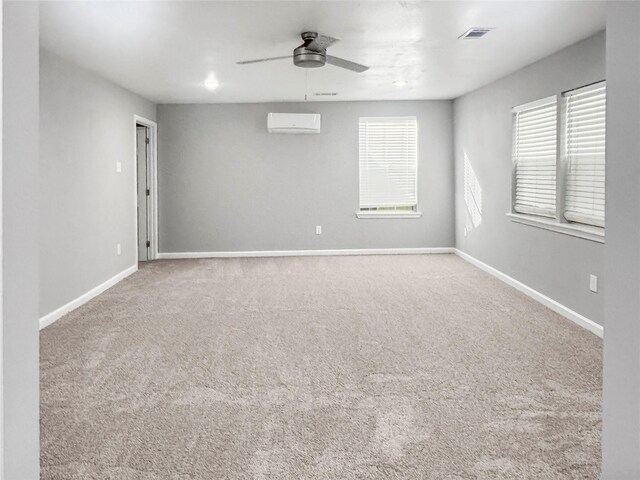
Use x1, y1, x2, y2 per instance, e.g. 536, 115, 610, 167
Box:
315, 226, 322, 235
116, 162, 122, 173
589, 274, 598, 293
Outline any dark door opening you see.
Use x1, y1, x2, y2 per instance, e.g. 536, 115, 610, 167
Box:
136, 124, 150, 261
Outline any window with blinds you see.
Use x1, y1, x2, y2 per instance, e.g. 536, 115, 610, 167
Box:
512, 96, 558, 218
563, 82, 606, 228
359, 117, 418, 211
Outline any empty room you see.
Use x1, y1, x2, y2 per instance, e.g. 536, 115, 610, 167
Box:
2, 0, 640, 478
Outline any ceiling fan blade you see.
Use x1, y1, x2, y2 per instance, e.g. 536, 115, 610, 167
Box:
308, 34, 340, 52
236, 55, 290, 65
325, 55, 369, 73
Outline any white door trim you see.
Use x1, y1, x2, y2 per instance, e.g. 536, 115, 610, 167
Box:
0, 3, 4, 472
133, 115, 158, 261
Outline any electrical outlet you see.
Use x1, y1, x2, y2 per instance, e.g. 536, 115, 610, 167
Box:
116, 162, 122, 173
315, 225, 322, 235
589, 274, 598, 293
116, 243, 121, 256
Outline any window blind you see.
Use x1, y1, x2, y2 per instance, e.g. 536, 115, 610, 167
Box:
512, 97, 558, 218
563, 82, 606, 228
359, 117, 418, 209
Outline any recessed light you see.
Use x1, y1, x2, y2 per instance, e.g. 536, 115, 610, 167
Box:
393, 80, 408, 87
204, 79, 220, 90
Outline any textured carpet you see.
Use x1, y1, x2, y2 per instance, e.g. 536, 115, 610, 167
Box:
40, 254, 602, 479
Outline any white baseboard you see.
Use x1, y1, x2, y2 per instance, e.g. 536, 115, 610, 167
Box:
39, 264, 138, 330
454, 249, 603, 338
157, 247, 455, 259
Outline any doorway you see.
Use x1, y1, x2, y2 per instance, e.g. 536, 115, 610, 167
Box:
134, 115, 158, 262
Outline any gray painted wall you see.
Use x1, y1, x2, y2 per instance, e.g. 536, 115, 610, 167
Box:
157, 101, 454, 253
40, 50, 156, 317
3, 2, 40, 478
453, 32, 606, 326
601, 2, 640, 477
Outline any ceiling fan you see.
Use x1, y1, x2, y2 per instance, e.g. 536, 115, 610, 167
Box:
237, 32, 369, 73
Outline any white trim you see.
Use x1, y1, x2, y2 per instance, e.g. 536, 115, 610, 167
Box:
39, 265, 138, 330
359, 116, 417, 123
133, 115, 158, 261
454, 249, 603, 338
356, 211, 422, 219
512, 94, 557, 113
0, 4, 4, 471
562, 79, 606, 97
158, 247, 454, 260
506, 212, 605, 243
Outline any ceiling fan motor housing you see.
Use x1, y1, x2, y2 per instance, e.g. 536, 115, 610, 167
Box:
293, 32, 326, 68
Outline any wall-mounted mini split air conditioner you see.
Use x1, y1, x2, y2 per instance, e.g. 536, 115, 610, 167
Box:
267, 113, 321, 134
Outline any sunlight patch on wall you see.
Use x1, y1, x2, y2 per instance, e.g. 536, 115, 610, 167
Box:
464, 153, 482, 229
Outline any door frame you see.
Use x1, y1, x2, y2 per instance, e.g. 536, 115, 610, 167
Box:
133, 115, 158, 261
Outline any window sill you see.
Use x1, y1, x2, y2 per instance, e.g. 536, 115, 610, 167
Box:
506, 212, 605, 243
356, 211, 423, 219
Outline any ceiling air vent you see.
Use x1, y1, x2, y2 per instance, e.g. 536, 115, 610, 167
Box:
459, 28, 493, 40
314, 92, 338, 96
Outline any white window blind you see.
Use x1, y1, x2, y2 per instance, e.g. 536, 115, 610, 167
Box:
563, 82, 606, 228
512, 97, 558, 218
359, 116, 418, 210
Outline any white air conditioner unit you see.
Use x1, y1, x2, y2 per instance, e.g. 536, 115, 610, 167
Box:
267, 113, 321, 134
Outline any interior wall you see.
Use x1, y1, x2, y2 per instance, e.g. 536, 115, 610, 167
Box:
39, 49, 156, 317
453, 32, 606, 326
3, 2, 40, 477
601, 2, 640, 476
157, 101, 454, 253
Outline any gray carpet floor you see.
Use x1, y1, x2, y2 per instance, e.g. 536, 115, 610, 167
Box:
40, 254, 602, 479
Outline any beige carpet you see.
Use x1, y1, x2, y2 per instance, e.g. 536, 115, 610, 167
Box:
40, 254, 602, 479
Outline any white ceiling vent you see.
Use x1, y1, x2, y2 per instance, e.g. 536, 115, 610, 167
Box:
458, 28, 493, 40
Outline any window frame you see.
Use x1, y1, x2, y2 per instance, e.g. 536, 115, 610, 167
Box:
511, 95, 559, 218
508, 81, 606, 243
562, 81, 607, 228
356, 116, 422, 219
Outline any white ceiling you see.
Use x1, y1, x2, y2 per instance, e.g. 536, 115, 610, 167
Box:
39, 1, 606, 104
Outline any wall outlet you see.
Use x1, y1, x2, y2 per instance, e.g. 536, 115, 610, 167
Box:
116, 161, 122, 173
589, 274, 598, 293
316, 225, 322, 235
116, 243, 121, 256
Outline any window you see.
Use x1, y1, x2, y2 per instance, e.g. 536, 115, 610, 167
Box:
563, 83, 606, 228
512, 96, 558, 218
358, 116, 420, 218
510, 81, 606, 241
